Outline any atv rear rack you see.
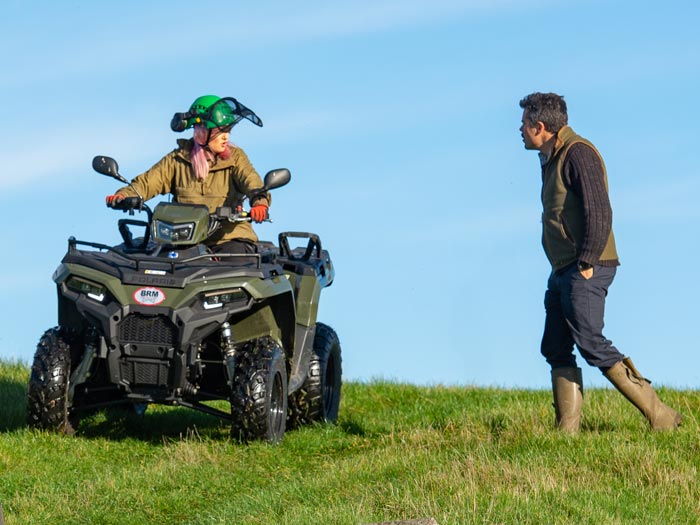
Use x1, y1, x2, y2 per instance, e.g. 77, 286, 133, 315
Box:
278, 231, 322, 260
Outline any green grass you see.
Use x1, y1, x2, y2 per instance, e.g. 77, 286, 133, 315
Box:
1, 360, 698, 524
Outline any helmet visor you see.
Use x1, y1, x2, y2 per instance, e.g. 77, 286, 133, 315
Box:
204, 97, 263, 129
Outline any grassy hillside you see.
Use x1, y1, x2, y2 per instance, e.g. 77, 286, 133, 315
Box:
1, 360, 698, 524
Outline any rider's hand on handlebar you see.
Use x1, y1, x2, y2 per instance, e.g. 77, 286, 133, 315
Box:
106, 193, 125, 207
250, 204, 268, 223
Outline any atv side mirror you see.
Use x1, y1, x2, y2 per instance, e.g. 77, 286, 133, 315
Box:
93, 156, 128, 184
263, 169, 291, 191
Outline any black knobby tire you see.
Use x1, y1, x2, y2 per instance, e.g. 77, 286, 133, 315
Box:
230, 337, 288, 444
26, 328, 78, 434
288, 322, 342, 428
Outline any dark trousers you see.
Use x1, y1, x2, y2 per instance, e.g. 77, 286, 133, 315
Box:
541, 263, 624, 370
210, 239, 258, 254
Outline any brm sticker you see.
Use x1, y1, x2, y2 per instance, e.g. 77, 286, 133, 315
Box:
133, 287, 166, 306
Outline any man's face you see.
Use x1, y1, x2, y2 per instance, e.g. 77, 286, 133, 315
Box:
520, 110, 542, 151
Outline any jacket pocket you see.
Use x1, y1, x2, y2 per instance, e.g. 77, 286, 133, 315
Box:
174, 186, 203, 203
559, 215, 574, 243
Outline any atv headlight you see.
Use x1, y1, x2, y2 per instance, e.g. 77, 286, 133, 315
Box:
155, 220, 195, 242
202, 288, 249, 310
66, 276, 106, 302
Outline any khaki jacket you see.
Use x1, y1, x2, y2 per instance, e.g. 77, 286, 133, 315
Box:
117, 139, 269, 245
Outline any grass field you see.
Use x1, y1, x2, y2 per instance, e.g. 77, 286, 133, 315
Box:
1, 359, 698, 524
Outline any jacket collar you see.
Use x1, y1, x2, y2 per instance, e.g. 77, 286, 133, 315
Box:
174, 138, 237, 170
540, 125, 574, 166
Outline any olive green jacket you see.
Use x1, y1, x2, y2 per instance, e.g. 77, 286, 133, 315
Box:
541, 126, 618, 271
117, 139, 269, 245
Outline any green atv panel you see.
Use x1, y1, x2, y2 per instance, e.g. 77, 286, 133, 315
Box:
54, 260, 297, 352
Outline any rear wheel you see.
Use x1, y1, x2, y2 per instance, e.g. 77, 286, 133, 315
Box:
27, 328, 79, 434
230, 338, 288, 444
288, 323, 342, 427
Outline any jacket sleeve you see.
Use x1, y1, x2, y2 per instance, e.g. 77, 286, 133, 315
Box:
116, 152, 176, 200
563, 143, 612, 265
230, 148, 270, 207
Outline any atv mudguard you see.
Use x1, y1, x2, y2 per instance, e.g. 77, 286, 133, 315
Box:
274, 232, 335, 392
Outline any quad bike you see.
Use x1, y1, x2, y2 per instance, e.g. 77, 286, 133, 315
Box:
27, 156, 341, 443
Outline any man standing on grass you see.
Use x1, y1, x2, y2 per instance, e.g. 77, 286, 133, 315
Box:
519, 92, 681, 432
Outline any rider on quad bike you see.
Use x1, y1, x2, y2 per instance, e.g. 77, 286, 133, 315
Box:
105, 94, 269, 255
26, 96, 342, 444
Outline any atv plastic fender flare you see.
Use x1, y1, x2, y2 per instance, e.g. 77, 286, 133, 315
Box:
288, 323, 316, 394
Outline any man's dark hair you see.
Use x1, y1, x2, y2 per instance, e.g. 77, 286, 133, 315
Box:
519, 92, 568, 133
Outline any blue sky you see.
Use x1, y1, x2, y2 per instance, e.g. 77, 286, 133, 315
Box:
1, 0, 699, 389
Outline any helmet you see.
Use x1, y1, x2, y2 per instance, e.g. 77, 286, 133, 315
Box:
187, 95, 237, 129
170, 95, 263, 132
189, 95, 220, 116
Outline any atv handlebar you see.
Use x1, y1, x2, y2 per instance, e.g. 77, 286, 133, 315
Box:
213, 206, 270, 223
106, 197, 153, 249
107, 197, 153, 222
107, 201, 265, 223
107, 196, 147, 212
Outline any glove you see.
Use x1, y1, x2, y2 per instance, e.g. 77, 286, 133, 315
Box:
249, 204, 268, 223
106, 193, 125, 207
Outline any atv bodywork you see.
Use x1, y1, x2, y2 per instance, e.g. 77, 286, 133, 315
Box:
27, 157, 341, 443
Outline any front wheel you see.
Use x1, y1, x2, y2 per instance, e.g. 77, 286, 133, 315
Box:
230, 338, 288, 444
288, 323, 342, 428
26, 328, 79, 434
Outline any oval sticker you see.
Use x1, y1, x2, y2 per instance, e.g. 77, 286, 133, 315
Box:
133, 287, 166, 306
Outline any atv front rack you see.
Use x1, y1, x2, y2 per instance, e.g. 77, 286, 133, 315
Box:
67, 236, 268, 270
64, 237, 284, 289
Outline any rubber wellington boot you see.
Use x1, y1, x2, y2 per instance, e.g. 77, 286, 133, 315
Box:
551, 367, 583, 433
603, 358, 682, 431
